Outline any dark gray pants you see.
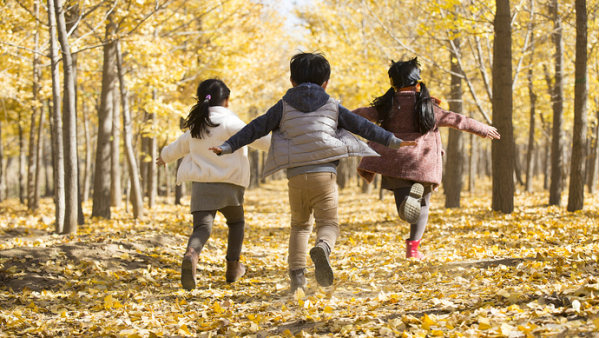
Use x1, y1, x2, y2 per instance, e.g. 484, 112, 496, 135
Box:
393, 187, 431, 241
188, 205, 245, 261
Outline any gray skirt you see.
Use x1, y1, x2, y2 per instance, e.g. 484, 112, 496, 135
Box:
190, 182, 245, 213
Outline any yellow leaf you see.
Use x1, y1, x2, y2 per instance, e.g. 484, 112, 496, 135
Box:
13, 310, 22, 317
178, 325, 191, 336
431, 330, 444, 336
104, 294, 113, 309
323, 305, 333, 313
421, 314, 435, 330
478, 318, 492, 330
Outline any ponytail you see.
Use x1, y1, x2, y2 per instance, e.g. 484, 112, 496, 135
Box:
183, 96, 219, 139
413, 81, 435, 134
182, 79, 230, 139
372, 87, 396, 129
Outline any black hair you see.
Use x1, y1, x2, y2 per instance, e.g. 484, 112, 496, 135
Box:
182, 79, 230, 139
290, 52, 331, 86
372, 57, 435, 134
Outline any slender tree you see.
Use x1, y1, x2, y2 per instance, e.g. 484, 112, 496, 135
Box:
567, 0, 588, 212
82, 94, 93, 202
491, 0, 515, 213
34, 100, 46, 208
28, 0, 41, 210
0, 118, 3, 202
111, 87, 122, 208
116, 40, 144, 219
92, 12, 117, 219
445, 38, 464, 208
47, 0, 65, 232
54, 0, 79, 233
148, 90, 158, 208
19, 111, 26, 205
525, 66, 537, 193
549, 0, 565, 206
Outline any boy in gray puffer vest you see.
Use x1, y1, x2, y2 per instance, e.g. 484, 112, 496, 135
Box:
210, 52, 415, 292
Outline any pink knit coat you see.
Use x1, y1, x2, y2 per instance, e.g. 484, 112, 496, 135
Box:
353, 90, 491, 189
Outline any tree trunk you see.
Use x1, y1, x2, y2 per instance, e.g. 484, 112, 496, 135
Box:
34, 100, 46, 209
549, 0, 565, 206
140, 124, 148, 197
111, 87, 122, 208
116, 40, 144, 219
567, 0, 588, 212
44, 132, 53, 198
28, 0, 41, 210
361, 178, 372, 194
82, 95, 92, 202
175, 158, 184, 205
248, 148, 260, 190
91, 13, 117, 219
0, 118, 3, 202
525, 68, 537, 192
336, 158, 349, 189
47, 0, 65, 232
54, 0, 79, 233
543, 140, 550, 189
444, 38, 464, 208
19, 110, 26, 205
469, 115, 477, 193
148, 90, 158, 208
514, 141, 525, 186
587, 121, 598, 194
491, 0, 515, 213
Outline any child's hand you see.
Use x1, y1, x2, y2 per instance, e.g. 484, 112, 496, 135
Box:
156, 157, 165, 166
400, 141, 418, 147
487, 127, 501, 139
209, 147, 223, 154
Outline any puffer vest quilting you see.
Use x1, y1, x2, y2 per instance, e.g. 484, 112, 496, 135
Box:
262, 98, 379, 178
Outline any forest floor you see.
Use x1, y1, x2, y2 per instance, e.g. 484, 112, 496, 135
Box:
0, 180, 598, 337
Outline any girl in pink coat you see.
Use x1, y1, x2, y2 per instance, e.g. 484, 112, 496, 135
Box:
353, 58, 500, 259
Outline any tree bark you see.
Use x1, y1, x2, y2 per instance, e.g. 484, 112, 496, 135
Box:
248, 148, 260, 190
82, 95, 92, 202
469, 112, 477, 193
111, 87, 122, 208
587, 121, 598, 194
175, 158, 184, 205
116, 40, 144, 219
491, 0, 515, 213
525, 67, 537, 192
54, 0, 79, 233
514, 141, 525, 186
91, 12, 116, 219
549, 0, 565, 206
47, 0, 65, 232
445, 38, 464, 208
148, 90, 158, 208
0, 118, 3, 202
28, 0, 41, 210
567, 0, 588, 212
34, 100, 46, 209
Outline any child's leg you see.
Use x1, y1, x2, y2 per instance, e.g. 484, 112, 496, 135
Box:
306, 173, 339, 250
287, 175, 314, 271
392, 188, 431, 240
218, 205, 245, 261
187, 210, 217, 253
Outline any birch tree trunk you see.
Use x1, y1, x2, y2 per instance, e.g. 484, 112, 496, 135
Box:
148, 89, 158, 208
549, 0, 565, 206
28, 0, 41, 210
491, 0, 515, 213
111, 87, 122, 208
587, 121, 598, 194
92, 12, 116, 219
82, 95, 92, 202
445, 38, 464, 208
47, 0, 65, 232
116, 40, 144, 219
54, 0, 79, 233
34, 100, 46, 209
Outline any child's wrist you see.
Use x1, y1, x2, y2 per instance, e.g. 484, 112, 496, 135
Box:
388, 136, 403, 149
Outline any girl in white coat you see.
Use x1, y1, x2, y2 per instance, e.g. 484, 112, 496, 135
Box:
157, 79, 271, 290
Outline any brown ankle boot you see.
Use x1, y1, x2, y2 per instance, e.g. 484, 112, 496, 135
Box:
181, 247, 198, 291
225, 260, 246, 283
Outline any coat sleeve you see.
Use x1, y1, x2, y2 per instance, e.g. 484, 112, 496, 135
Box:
435, 106, 490, 138
351, 106, 378, 123
226, 115, 272, 152
160, 131, 191, 164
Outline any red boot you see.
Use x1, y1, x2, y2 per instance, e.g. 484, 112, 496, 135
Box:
406, 239, 425, 260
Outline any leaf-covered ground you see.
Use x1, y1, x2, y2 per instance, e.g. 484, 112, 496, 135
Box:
0, 180, 598, 337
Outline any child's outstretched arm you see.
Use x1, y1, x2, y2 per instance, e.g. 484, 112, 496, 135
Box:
338, 105, 417, 149
158, 131, 191, 164
210, 101, 283, 155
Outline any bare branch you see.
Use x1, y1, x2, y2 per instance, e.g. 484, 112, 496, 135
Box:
13, 0, 48, 26
0, 41, 49, 58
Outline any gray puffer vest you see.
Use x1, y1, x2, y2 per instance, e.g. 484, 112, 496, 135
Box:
262, 98, 379, 178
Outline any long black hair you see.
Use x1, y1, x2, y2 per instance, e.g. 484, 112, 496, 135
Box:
371, 57, 435, 134
183, 79, 230, 139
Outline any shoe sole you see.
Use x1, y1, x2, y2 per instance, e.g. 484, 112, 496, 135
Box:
310, 246, 333, 287
181, 258, 196, 291
404, 183, 424, 224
